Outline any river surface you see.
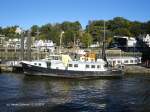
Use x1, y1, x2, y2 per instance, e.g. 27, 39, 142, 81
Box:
0, 73, 150, 112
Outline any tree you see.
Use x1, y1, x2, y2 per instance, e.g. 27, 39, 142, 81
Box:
113, 28, 131, 36
2, 26, 19, 39
86, 20, 106, 42
0, 27, 2, 34
145, 21, 150, 34
39, 23, 62, 45
31, 25, 39, 37
61, 21, 82, 31
81, 32, 93, 48
108, 17, 131, 30
60, 21, 82, 47
129, 21, 143, 36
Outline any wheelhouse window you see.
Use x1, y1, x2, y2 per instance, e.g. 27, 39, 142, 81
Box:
34, 63, 37, 65
117, 61, 121, 64
130, 60, 134, 63
54, 56, 59, 60
124, 60, 129, 64
86, 65, 89, 68
91, 65, 95, 68
39, 63, 41, 66
69, 64, 72, 67
74, 64, 78, 68
97, 65, 101, 68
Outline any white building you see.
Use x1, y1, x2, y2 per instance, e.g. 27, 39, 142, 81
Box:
127, 37, 137, 47
33, 40, 55, 52
114, 36, 137, 47
107, 56, 141, 67
15, 27, 22, 35
6, 38, 21, 48
142, 34, 150, 47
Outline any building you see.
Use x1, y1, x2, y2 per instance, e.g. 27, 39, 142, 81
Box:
107, 56, 141, 67
113, 36, 137, 51
7, 38, 21, 48
15, 27, 22, 35
0, 34, 6, 47
33, 40, 55, 52
142, 34, 150, 47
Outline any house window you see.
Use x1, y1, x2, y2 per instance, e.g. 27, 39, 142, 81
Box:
74, 64, 78, 68
91, 65, 95, 68
39, 63, 41, 66
69, 64, 72, 67
130, 60, 134, 63
86, 65, 89, 68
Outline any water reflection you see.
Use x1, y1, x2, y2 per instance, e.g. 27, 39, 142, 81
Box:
18, 76, 121, 111
0, 73, 150, 112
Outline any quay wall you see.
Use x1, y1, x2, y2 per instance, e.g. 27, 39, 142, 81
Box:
0, 48, 142, 61
124, 65, 150, 74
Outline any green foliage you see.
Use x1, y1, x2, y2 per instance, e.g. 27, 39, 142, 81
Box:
1, 17, 150, 48
129, 21, 143, 36
113, 28, 131, 36
86, 20, 104, 42
31, 25, 39, 37
81, 32, 93, 48
61, 21, 82, 31
1, 26, 19, 39
63, 30, 74, 46
86, 17, 150, 46
145, 21, 150, 34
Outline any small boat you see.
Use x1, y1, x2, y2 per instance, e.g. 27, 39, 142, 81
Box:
21, 54, 123, 78
0, 59, 1, 73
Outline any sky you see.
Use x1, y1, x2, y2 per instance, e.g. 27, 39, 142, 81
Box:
0, 0, 150, 29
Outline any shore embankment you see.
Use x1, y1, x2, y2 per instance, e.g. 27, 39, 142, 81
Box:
124, 65, 150, 75
0, 64, 23, 73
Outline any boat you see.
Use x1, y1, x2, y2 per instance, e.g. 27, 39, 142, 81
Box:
21, 54, 122, 78
21, 21, 123, 78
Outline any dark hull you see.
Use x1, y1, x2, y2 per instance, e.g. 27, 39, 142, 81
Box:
21, 62, 123, 79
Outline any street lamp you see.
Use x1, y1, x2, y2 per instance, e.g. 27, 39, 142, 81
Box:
59, 31, 64, 53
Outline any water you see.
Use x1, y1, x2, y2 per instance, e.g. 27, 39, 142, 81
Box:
0, 73, 150, 112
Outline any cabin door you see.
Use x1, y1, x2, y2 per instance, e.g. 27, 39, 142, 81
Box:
47, 62, 51, 68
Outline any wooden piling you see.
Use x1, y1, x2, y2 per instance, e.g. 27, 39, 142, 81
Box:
26, 30, 32, 61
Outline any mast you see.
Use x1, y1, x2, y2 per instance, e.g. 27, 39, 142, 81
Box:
102, 20, 108, 65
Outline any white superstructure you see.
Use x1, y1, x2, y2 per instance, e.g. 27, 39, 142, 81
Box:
22, 54, 107, 72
